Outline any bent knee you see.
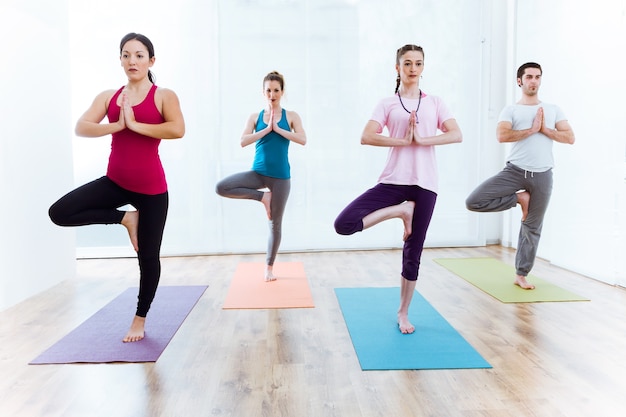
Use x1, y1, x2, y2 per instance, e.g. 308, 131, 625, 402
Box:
215, 182, 227, 197
465, 196, 482, 211
48, 204, 66, 226
334, 218, 360, 235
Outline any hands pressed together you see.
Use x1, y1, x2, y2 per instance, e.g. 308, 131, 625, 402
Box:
265, 108, 282, 134
402, 110, 423, 146
531, 107, 553, 136
116, 90, 137, 132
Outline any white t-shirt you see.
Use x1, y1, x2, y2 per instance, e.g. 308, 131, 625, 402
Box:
499, 103, 567, 172
370, 93, 454, 193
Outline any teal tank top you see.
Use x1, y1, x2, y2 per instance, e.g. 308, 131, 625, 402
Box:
252, 109, 291, 179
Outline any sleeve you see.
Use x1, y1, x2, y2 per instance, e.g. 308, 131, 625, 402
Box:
436, 97, 455, 131
369, 99, 388, 134
498, 105, 514, 123
555, 105, 567, 123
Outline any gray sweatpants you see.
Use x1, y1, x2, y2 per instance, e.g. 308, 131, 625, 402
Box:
465, 162, 553, 276
216, 171, 291, 266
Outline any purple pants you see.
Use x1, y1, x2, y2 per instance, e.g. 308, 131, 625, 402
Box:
334, 183, 437, 281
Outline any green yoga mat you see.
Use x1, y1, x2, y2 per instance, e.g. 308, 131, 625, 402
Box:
434, 257, 589, 303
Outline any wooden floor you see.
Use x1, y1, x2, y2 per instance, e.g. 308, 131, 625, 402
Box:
1, 245, 625, 417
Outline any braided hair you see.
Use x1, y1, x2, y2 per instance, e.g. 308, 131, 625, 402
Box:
395, 44, 424, 93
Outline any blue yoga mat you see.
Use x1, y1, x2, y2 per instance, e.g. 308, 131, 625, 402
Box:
334, 287, 491, 370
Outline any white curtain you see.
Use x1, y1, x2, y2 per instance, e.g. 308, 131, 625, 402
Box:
69, 0, 488, 257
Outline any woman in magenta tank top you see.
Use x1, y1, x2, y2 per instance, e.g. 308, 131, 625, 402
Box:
49, 33, 185, 343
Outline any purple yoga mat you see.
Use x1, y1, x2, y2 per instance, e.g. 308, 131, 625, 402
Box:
29, 285, 207, 364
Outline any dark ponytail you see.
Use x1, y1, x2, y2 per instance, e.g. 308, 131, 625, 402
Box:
120, 32, 156, 83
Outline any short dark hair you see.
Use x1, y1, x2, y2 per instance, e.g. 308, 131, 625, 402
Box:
517, 62, 542, 80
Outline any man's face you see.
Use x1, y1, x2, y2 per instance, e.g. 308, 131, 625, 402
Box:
518, 68, 542, 96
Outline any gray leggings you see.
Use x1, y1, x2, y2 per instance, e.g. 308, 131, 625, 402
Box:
216, 171, 291, 265
465, 162, 553, 276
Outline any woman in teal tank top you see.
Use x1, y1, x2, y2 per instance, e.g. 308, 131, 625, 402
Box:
216, 71, 307, 281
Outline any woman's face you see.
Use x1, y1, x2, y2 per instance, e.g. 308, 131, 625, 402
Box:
120, 39, 155, 81
263, 80, 283, 105
396, 50, 424, 84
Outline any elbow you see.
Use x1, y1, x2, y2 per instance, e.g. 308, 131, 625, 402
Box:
173, 122, 185, 139
174, 127, 185, 139
74, 122, 85, 137
454, 131, 463, 144
568, 135, 575, 145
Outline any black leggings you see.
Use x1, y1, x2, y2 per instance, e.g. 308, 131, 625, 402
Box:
49, 176, 168, 317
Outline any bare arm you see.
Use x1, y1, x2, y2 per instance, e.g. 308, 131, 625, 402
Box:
360, 111, 416, 147
497, 121, 538, 143
497, 107, 574, 144
123, 88, 185, 139
75, 90, 124, 137
275, 110, 306, 145
240, 112, 270, 147
541, 119, 575, 144
75, 88, 185, 140
414, 118, 463, 146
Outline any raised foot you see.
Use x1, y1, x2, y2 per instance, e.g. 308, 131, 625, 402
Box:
122, 210, 139, 252
401, 201, 416, 241
516, 191, 530, 222
261, 191, 272, 220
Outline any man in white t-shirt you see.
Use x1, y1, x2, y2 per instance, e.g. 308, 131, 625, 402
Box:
466, 62, 575, 289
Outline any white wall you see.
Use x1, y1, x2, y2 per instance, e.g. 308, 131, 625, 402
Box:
70, 0, 491, 258
3, 0, 622, 314
505, 0, 626, 285
0, 0, 75, 311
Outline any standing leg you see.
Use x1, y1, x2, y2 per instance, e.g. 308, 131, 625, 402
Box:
123, 191, 169, 343
263, 177, 291, 281
398, 186, 437, 334
515, 169, 553, 288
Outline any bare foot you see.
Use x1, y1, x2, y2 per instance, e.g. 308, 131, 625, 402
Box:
123, 315, 146, 342
121, 210, 139, 252
516, 191, 530, 222
401, 201, 416, 241
264, 265, 276, 282
261, 191, 272, 220
398, 312, 415, 334
514, 275, 535, 290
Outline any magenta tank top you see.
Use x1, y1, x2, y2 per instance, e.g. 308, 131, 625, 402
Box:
106, 84, 167, 194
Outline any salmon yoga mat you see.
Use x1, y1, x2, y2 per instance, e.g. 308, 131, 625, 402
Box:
222, 262, 314, 309
30, 286, 207, 364
335, 287, 491, 370
434, 258, 589, 303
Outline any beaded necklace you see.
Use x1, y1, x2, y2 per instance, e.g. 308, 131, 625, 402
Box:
397, 89, 422, 124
